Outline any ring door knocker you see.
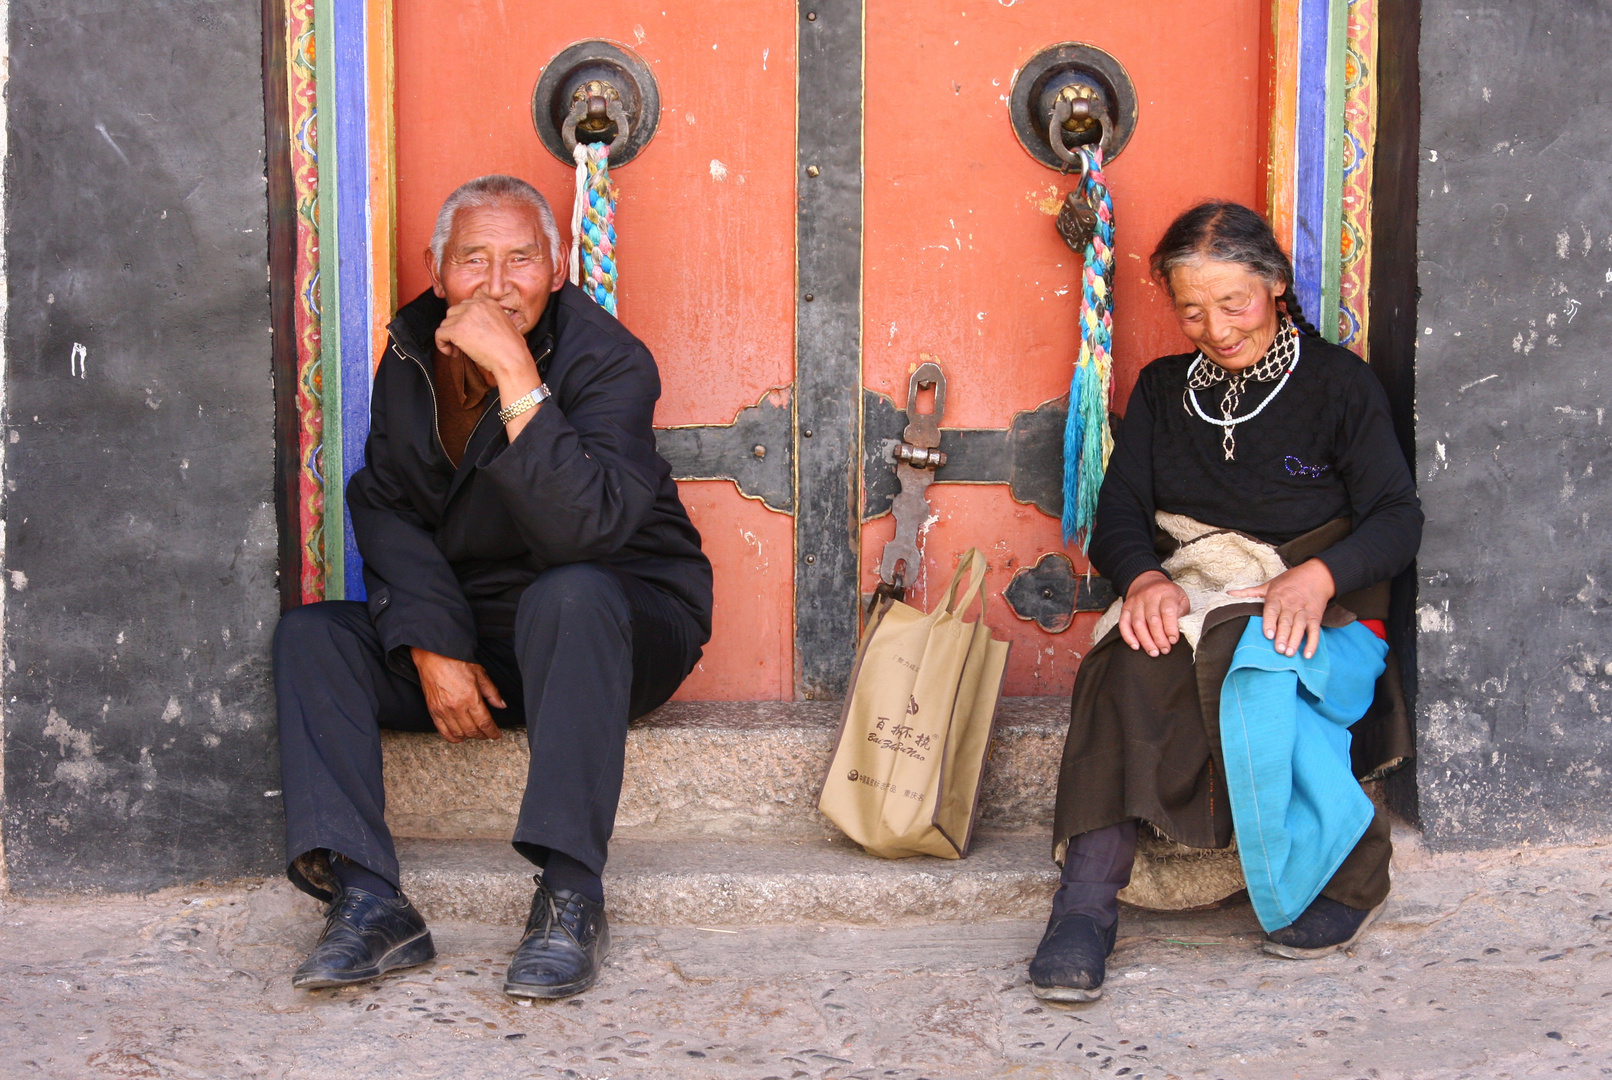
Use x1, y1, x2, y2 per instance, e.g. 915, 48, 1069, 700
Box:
561, 81, 631, 157
532, 40, 660, 167
1009, 42, 1134, 259
1007, 41, 1137, 170
533, 42, 662, 315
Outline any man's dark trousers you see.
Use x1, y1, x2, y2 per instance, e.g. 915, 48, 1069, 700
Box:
275, 562, 703, 896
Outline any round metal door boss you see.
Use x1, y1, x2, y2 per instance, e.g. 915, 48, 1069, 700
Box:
533, 40, 661, 168
1009, 42, 1138, 171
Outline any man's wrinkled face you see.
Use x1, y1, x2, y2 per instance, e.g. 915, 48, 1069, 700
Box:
1167, 258, 1282, 372
427, 202, 565, 336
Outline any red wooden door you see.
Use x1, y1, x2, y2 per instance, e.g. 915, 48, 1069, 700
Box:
860, 1, 1269, 695
391, 1, 1270, 701
394, 2, 800, 700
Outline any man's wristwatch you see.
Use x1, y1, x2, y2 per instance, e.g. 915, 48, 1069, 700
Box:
497, 384, 551, 424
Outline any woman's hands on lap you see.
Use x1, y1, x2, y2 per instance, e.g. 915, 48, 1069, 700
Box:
1228, 557, 1336, 660
1119, 570, 1191, 657
1120, 559, 1337, 660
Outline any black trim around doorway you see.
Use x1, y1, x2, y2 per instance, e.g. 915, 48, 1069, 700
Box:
263, 0, 302, 613
1367, 0, 1422, 825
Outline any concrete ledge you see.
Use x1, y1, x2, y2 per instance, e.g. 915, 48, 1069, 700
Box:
383, 698, 1069, 841
398, 832, 1060, 926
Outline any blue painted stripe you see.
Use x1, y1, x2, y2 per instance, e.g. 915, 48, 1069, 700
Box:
1291, 0, 1329, 324
332, 0, 370, 600
1319, 0, 1349, 341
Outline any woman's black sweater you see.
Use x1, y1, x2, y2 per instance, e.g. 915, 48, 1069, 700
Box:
1089, 334, 1423, 598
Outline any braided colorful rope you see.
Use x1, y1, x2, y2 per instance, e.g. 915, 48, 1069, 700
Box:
570, 142, 619, 316
1061, 146, 1116, 550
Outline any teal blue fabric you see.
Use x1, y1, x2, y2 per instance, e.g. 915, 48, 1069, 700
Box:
1219, 620, 1388, 932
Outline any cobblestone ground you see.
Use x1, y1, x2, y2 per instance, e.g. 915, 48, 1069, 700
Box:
4, 831, 1611, 1080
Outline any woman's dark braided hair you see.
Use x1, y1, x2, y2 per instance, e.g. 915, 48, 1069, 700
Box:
1148, 200, 1322, 338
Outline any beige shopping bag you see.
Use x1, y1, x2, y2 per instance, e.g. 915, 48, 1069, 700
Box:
818, 548, 1011, 859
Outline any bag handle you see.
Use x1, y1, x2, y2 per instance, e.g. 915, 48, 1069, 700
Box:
939, 548, 990, 619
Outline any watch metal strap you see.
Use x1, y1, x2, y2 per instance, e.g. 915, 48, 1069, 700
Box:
497, 384, 550, 424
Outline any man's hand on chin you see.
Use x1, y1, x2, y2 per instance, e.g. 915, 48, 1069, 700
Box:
410, 647, 506, 743
435, 296, 539, 387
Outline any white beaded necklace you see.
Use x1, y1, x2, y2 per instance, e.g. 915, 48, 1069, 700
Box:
1185, 324, 1301, 460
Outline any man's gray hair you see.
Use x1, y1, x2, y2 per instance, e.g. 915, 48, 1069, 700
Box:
429, 174, 562, 266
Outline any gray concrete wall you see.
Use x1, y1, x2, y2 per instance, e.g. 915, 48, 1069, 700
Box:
1, 1, 280, 891
1415, 0, 1612, 846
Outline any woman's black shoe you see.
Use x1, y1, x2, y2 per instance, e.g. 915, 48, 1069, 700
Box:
503, 877, 611, 1000
1262, 895, 1384, 958
292, 888, 435, 989
1029, 913, 1117, 1002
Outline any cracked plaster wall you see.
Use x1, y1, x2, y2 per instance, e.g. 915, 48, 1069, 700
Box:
1, 1, 279, 891
1415, 0, 1612, 846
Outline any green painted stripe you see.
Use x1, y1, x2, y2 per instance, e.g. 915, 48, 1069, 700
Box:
1320, 0, 1349, 343
313, 0, 344, 599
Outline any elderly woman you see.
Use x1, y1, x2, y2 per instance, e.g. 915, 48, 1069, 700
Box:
1030, 202, 1421, 1001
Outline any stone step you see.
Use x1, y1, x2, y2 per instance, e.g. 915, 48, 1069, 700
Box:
398, 831, 1059, 927
382, 698, 1068, 842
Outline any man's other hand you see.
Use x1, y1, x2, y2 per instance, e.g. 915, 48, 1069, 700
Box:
410, 647, 506, 743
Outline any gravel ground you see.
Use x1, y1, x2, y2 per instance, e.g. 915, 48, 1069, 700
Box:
4, 830, 1610, 1080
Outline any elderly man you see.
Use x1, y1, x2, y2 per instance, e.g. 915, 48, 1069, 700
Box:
274, 174, 712, 999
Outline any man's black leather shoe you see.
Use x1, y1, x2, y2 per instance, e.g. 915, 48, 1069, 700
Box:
1262, 895, 1384, 959
1029, 913, 1117, 1002
503, 877, 610, 1000
292, 888, 435, 989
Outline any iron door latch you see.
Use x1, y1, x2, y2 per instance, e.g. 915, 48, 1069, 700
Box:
874, 363, 949, 605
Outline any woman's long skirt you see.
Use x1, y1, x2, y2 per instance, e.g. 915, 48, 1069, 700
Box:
1050, 602, 1410, 911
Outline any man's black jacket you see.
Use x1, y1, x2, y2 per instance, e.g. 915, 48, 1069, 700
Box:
348, 282, 713, 675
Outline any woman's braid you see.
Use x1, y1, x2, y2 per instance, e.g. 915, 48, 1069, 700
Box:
1277, 287, 1323, 338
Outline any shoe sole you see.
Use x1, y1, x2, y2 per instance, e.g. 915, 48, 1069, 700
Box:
502, 966, 600, 1000
502, 926, 611, 1001
293, 929, 436, 990
1261, 901, 1385, 960
1031, 983, 1102, 1003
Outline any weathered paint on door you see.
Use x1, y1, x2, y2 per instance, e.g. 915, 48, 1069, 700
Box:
394, 2, 800, 700
393, 1, 1270, 701
860, 0, 1269, 695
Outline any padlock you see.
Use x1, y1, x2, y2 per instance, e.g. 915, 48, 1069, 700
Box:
1056, 190, 1099, 253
